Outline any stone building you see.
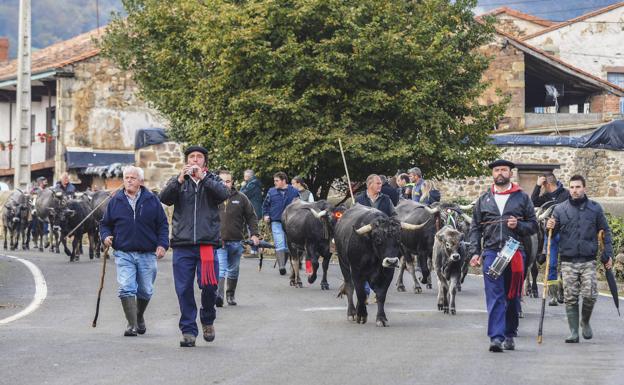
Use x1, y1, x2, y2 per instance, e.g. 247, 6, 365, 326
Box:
523, 2, 624, 85
0, 28, 168, 189
481, 7, 556, 39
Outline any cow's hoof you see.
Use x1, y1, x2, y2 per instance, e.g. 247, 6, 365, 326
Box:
38, 248, 43, 252
279, 268, 287, 276
426, 283, 432, 290
321, 282, 329, 290
457, 285, 462, 292
89, 255, 94, 260
437, 304, 444, 311
356, 315, 367, 324
347, 315, 356, 322
451, 308, 456, 315
376, 318, 388, 327
307, 274, 317, 284
443, 307, 449, 314
289, 280, 296, 287
396, 284, 406, 292
296, 282, 303, 288
413, 287, 422, 294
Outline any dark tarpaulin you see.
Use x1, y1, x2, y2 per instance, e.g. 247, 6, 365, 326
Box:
490, 120, 624, 151
135, 128, 168, 149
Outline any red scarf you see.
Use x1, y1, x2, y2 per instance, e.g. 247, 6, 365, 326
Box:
491, 183, 524, 299
199, 245, 218, 286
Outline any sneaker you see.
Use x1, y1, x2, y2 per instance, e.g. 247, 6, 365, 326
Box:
489, 339, 503, 353
180, 334, 196, 347
202, 324, 215, 342
503, 337, 515, 351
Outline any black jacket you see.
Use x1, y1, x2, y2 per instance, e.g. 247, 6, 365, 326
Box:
355, 191, 396, 217
468, 187, 537, 256
531, 182, 570, 208
219, 188, 259, 241
381, 183, 399, 206
552, 196, 612, 263
160, 173, 229, 247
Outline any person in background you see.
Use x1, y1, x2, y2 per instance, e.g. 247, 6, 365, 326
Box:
292, 176, 314, 202
419, 180, 441, 206
380, 175, 399, 206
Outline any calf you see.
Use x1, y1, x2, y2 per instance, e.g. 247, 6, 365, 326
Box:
433, 226, 464, 315
58, 197, 97, 262
2, 191, 30, 250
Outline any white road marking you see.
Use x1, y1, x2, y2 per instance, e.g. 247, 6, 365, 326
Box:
0, 254, 48, 325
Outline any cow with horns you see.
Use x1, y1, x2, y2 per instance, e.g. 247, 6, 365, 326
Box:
335, 204, 428, 326
281, 199, 345, 289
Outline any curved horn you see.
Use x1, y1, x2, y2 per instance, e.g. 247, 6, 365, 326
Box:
461, 213, 473, 224
424, 206, 439, 215
537, 205, 555, 221
458, 204, 474, 211
401, 218, 430, 231
310, 209, 327, 219
355, 224, 373, 235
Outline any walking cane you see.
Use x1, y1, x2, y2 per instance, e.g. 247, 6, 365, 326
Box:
92, 245, 110, 327
338, 138, 355, 206
537, 228, 553, 344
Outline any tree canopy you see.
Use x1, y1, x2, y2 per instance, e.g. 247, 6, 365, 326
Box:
101, 0, 504, 197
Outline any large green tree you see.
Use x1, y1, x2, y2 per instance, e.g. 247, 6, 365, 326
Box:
102, 0, 504, 197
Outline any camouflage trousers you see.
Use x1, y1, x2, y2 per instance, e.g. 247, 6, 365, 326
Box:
561, 260, 598, 306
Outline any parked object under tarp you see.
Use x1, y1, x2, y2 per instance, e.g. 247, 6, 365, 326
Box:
491, 120, 624, 150
135, 128, 168, 149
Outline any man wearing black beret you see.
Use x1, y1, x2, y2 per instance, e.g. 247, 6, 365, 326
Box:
160, 145, 229, 347
468, 159, 537, 352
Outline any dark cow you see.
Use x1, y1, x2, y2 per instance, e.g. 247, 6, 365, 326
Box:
525, 202, 558, 299
34, 188, 67, 253
436, 203, 473, 291
335, 204, 427, 326
2, 191, 30, 250
395, 200, 440, 293
433, 225, 464, 315
281, 199, 345, 289
58, 196, 97, 262
89, 190, 111, 259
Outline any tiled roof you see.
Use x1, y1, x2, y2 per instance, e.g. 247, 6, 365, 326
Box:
481, 7, 557, 27
0, 27, 103, 82
522, 1, 624, 40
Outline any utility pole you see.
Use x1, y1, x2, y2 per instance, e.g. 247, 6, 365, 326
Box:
14, 0, 31, 190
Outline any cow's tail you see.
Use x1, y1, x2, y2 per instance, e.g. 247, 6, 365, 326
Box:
336, 282, 347, 299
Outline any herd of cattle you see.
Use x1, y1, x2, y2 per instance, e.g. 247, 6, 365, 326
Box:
2, 188, 109, 262
2, 188, 555, 326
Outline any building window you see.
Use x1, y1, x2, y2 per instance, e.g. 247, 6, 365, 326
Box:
30, 114, 36, 142
607, 72, 624, 88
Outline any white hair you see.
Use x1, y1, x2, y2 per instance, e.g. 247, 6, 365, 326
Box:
123, 166, 144, 181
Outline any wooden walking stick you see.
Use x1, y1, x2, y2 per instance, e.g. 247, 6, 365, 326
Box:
338, 138, 355, 206
92, 245, 110, 327
537, 228, 553, 344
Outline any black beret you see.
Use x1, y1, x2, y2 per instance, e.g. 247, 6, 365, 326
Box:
487, 159, 515, 169
184, 145, 208, 157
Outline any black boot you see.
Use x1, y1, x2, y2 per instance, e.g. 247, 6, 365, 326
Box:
276, 251, 287, 275
557, 281, 564, 304
565, 304, 579, 343
581, 299, 595, 340
216, 278, 225, 308
121, 297, 138, 337
226, 278, 238, 306
136, 298, 149, 335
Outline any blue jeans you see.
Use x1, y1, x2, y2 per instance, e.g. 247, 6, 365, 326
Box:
482, 249, 525, 342
271, 221, 288, 252
217, 241, 243, 279
114, 251, 157, 300
172, 246, 219, 336
543, 233, 560, 281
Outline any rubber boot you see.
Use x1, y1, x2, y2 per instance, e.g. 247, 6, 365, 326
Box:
557, 281, 564, 304
136, 298, 149, 335
548, 285, 559, 306
565, 304, 579, 343
581, 299, 595, 340
226, 278, 238, 306
216, 278, 225, 308
121, 297, 138, 337
276, 250, 287, 275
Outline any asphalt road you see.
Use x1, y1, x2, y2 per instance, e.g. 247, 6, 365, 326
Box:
1, 249, 623, 385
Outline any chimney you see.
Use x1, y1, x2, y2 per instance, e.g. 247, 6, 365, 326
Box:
0, 37, 8, 63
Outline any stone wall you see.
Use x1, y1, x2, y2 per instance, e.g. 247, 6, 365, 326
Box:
136, 141, 185, 190
55, 56, 168, 179
438, 145, 624, 202
479, 36, 525, 131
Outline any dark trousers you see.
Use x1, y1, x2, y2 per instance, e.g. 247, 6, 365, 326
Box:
172, 246, 219, 337
482, 249, 525, 342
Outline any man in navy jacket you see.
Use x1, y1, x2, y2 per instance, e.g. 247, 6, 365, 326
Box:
100, 166, 169, 337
